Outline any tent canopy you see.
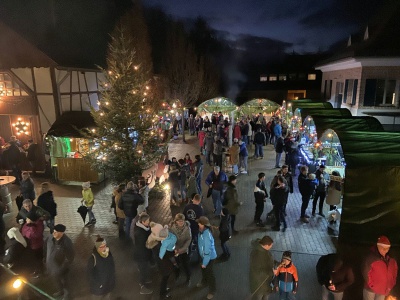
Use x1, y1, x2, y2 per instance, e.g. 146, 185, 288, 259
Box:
239, 98, 280, 115
197, 97, 237, 114
291, 102, 332, 113
299, 108, 352, 120
47, 111, 96, 137
335, 130, 400, 245
307, 116, 383, 137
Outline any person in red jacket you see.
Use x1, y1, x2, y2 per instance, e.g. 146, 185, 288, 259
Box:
362, 235, 398, 300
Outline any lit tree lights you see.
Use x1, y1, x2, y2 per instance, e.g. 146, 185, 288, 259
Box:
84, 25, 163, 183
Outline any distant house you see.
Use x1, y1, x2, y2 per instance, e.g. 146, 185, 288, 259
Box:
237, 53, 324, 105
315, 2, 400, 130
0, 21, 102, 145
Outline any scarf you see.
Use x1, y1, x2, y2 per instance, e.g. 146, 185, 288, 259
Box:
97, 247, 110, 258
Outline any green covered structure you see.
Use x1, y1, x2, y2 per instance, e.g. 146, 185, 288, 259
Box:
298, 108, 352, 121
291, 101, 332, 113
197, 97, 237, 114
337, 131, 400, 245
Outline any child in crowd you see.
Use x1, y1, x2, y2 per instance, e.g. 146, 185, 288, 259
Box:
308, 173, 319, 198
82, 181, 96, 226
274, 251, 298, 299
218, 208, 231, 261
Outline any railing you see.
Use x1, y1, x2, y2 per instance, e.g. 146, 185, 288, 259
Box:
0, 263, 56, 300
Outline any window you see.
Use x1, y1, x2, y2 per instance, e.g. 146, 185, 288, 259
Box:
0, 72, 29, 97
279, 74, 287, 81
269, 75, 277, 81
343, 79, 358, 105
308, 74, 316, 80
298, 73, 306, 80
260, 76, 268, 82
324, 80, 332, 99
364, 79, 397, 106
289, 73, 297, 81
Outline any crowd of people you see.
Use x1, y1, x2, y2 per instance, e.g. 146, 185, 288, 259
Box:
0, 112, 398, 300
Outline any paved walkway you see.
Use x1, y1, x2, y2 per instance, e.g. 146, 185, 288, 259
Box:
2, 135, 347, 300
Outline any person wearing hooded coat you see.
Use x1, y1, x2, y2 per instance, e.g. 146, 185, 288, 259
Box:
223, 175, 241, 234
3, 227, 28, 273
87, 236, 116, 299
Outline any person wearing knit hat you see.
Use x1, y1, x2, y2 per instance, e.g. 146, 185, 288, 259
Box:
88, 236, 116, 298
82, 181, 96, 226
362, 235, 398, 299
274, 250, 298, 299
44, 222, 74, 298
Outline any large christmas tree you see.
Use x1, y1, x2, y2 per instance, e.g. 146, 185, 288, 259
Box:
85, 25, 163, 183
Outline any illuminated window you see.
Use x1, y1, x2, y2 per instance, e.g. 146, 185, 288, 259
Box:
260, 76, 268, 82
289, 74, 297, 80
0, 73, 29, 98
269, 75, 277, 81
279, 75, 287, 81
308, 74, 316, 80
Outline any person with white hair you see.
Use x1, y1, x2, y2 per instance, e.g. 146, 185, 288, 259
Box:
82, 181, 96, 226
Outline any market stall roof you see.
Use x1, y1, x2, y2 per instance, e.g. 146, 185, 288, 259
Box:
197, 97, 237, 114
239, 98, 280, 114
47, 111, 96, 137
335, 130, 400, 245
291, 101, 332, 112
299, 108, 352, 120
310, 116, 384, 137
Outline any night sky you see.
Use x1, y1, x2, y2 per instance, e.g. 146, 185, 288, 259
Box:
144, 0, 384, 53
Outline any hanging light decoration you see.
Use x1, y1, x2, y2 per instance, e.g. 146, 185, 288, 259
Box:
12, 117, 30, 136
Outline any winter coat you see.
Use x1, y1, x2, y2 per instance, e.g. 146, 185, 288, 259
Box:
20, 178, 35, 201
21, 220, 44, 250
254, 180, 268, 202
44, 234, 75, 276
362, 246, 398, 296
186, 176, 199, 198
16, 205, 50, 224
198, 131, 206, 147
113, 191, 125, 219
159, 232, 177, 259
213, 140, 223, 155
3, 238, 27, 267
88, 248, 116, 296
6, 143, 21, 165
37, 191, 57, 218
270, 184, 289, 207
205, 170, 228, 191
316, 253, 355, 293
254, 132, 266, 145
239, 143, 248, 157
273, 123, 282, 137
282, 172, 293, 193
118, 190, 144, 218
298, 173, 312, 196
198, 228, 217, 266
315, 169, 330, 192
326, 185, 342, 206
204, 134, 214, 152
82, 188, 94, 207
233, 125, 242, 140
242, 123, 249, 136
133, 222, 152, 261
153, 242, 174, 276
223, 182, 240, 215
194, 159, 203, 179
274, 263, 299, 292
219, 214, 231, 242
275, 137, 284, 153
229, 144, 240, 165
169, 221, 192, 254
249, 239, 274, 295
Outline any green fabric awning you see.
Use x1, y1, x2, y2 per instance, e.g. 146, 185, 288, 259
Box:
291, 102, 332, 112
309, 116, 383, 137
335, 131, 400, 245
299, 108, 352, 120
197, 97, 237, 114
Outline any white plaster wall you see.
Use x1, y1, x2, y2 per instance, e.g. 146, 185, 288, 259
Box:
37, 95, 56, 133
33, 68, 52, 93
11, 68, 34, 90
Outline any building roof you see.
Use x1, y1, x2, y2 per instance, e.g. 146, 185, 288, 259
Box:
47, 111, 96, 137
317, 0, 400, 67
0, 21, 57, 68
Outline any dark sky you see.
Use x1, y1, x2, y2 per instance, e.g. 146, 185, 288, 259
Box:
144, 0, 384, 53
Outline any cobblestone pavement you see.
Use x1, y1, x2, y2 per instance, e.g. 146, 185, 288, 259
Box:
2, 134, 356, 300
